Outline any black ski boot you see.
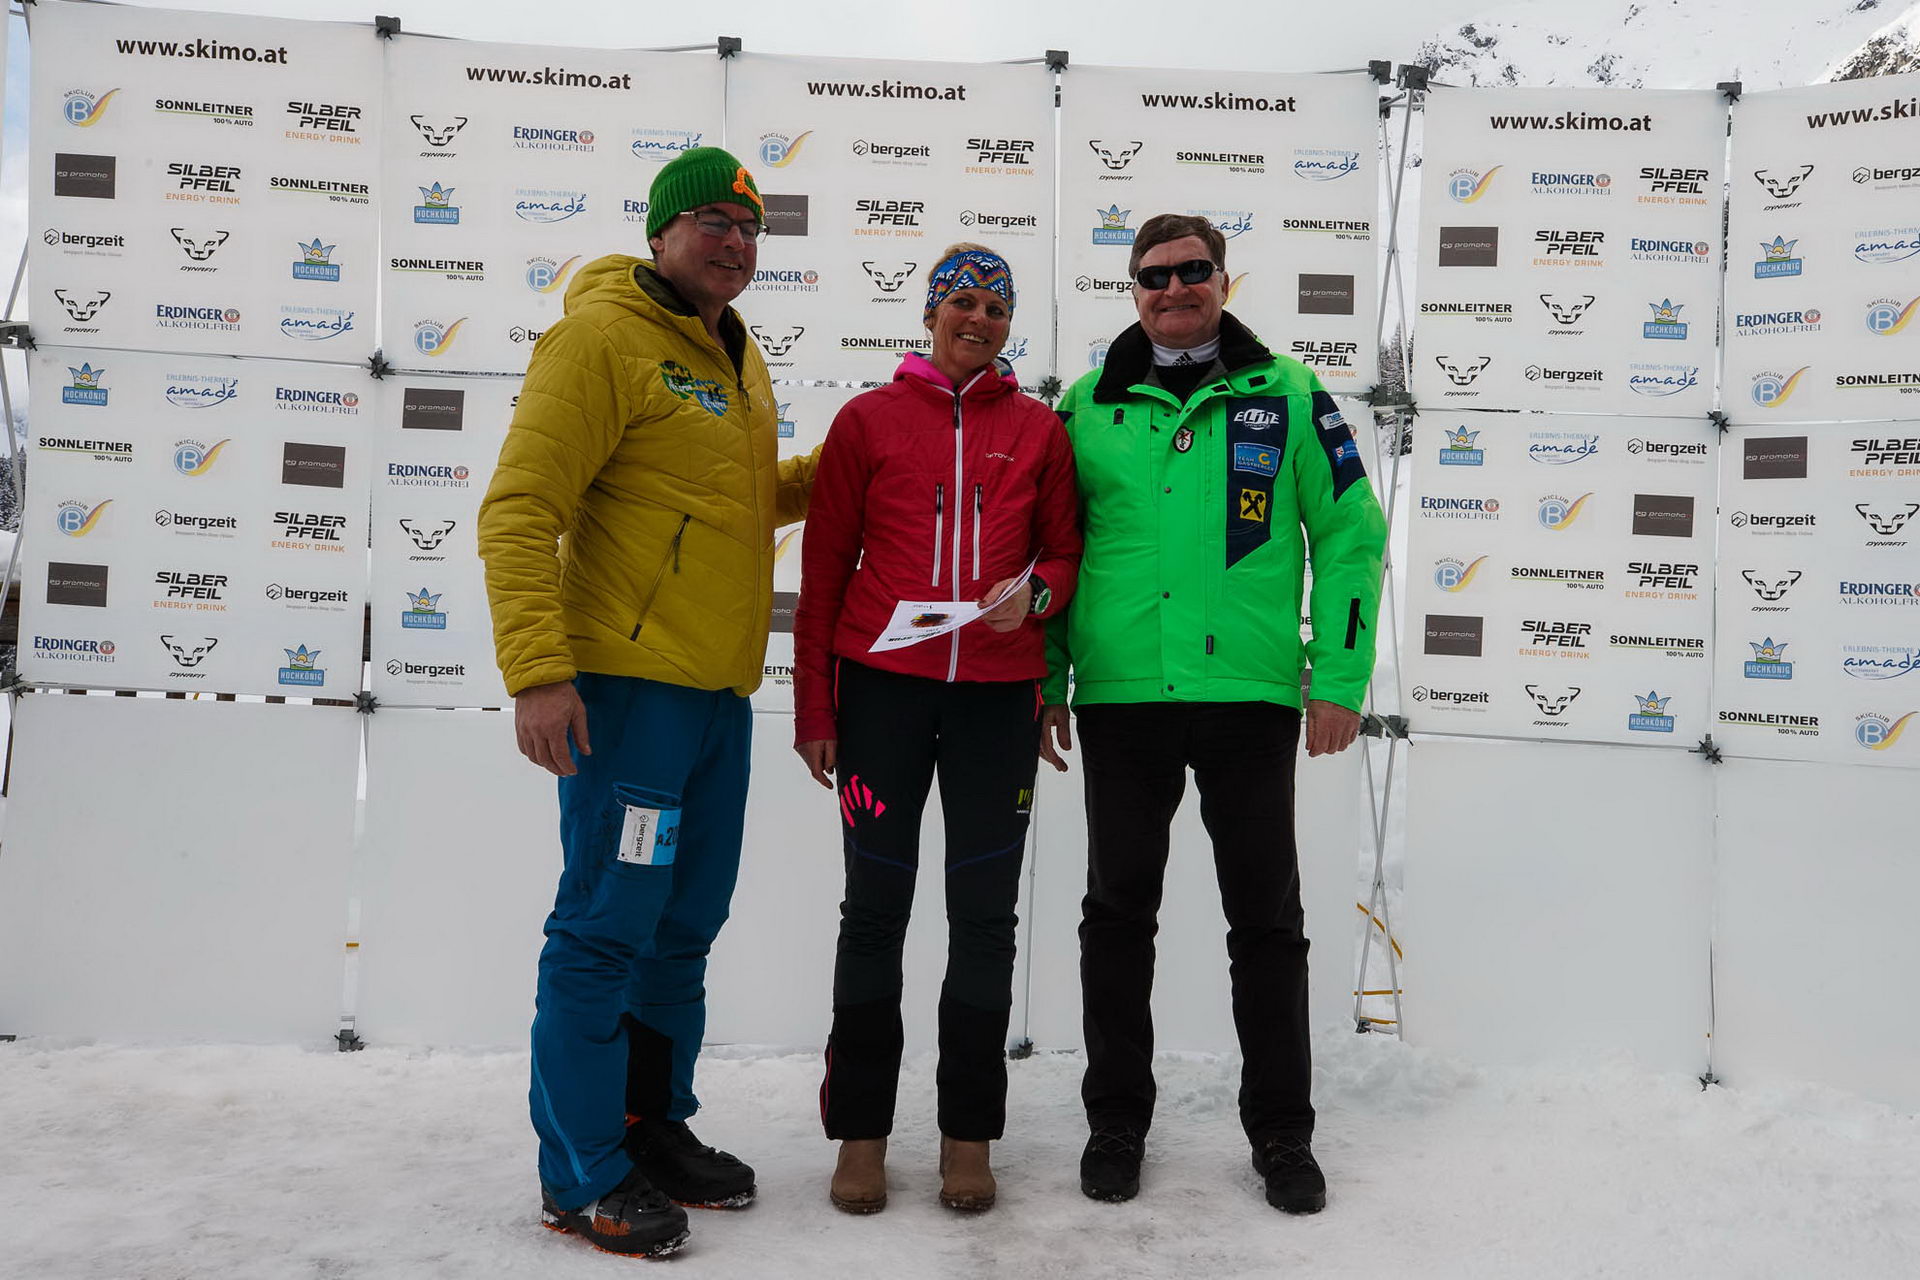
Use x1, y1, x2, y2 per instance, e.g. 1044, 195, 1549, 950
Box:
625, 1116, 757, 1209
1079, 1126, 1145, 1202
541, 1165, 690, 1257
1252, 1136, 1326, 1214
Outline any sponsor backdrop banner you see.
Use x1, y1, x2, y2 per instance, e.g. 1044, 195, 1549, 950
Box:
725, 53, 1056, 387
369, 374, 514, 708
1413, 87, 1724, 417
1724, 73, 1920, 424
19, 345, 373, 697
1711, 422, 1920, 768
380, 34, 725, 376
752, 383, 858, 714
1401, 410, 1715, 746
1058, 66, 1378, 392
29, 0, 381, 362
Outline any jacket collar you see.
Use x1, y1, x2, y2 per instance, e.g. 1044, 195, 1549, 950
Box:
1092, 311, 1271, 404
893, 351, 1018, 398
631, 260, 749, 374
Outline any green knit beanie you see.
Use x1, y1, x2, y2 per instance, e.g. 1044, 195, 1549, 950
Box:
646, 146, 763, 240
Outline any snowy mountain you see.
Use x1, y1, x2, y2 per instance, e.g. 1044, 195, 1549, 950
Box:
1415, 0, 1920, 90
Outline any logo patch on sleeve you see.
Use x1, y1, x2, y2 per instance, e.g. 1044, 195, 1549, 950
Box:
1233, 442, 1279, 476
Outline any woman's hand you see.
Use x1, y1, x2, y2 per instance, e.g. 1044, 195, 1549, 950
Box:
796, 739, 838, 789
978, 579, 1032, 633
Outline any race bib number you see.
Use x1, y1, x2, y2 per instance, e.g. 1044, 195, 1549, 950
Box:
616, 803, 681, 867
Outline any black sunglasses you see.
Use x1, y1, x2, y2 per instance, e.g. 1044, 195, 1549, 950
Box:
1133, 258, 1218, 290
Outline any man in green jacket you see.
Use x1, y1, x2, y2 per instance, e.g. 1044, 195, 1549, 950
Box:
1040, 213, 1386, 1214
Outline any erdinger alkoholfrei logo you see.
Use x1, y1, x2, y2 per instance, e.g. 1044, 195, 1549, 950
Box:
758, 131, 812, 168
526, 255, 582, 294
1092, 205, 1134, 245
1433, 356, 1490, 387
751, 325, 804, 359
414, 182, 460, 225
402, 587, 447, 630
412, 317, 466, 357
1438, 426, 1483, 466
1537, 493, 1592, 531
1755, 236, 1804, 279
1751, 367, 1811, 408
1628, 691, 1675, 733
63, 87, 121, 127
1447, 166, 1500, 203
411, 114, 467, 149
277, 644, 326, 688
63, 362, 109, 406
1643, 299, 1688, 340
292, 238, 339, 282
1088, 140, 1143, 171
861, 261, 917, 294
1744, 637, 1793, 680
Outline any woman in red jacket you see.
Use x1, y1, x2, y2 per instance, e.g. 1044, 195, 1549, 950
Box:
793, 244, 1081, 1216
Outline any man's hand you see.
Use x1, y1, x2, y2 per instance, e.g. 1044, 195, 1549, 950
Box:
796, 739, 837, 789
979, 579, 1032, 633
1038, 703, 1073, 772
1305, 699, 1362, 757
515, 680, 591, 777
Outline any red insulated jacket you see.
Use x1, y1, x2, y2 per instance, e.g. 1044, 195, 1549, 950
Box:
793, 354, 1082, 744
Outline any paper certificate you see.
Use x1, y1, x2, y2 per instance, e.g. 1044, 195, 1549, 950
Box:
867, 559, 1037, 653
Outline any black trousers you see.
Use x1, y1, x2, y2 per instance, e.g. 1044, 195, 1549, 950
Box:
821, 659, 1041, 1141
1076, 700, 1313, 1144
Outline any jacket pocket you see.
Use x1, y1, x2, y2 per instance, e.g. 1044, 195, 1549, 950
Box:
630, 514, 691, 641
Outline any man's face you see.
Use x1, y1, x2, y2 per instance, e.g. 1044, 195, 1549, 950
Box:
1133, 235, 1227, 349
649, 201, 759, 312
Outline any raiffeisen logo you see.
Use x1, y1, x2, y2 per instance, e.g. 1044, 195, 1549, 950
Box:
1866, 297, 1920, 336
1446, 166, 1500, 203
63, 87, 120, 127
1750, 367, 1811, 408
412, 317, 466, 357
526, 255, 582, 294
758, 131, 812, 168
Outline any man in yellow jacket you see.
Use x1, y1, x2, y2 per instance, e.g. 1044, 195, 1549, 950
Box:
478, 146, 817, 1258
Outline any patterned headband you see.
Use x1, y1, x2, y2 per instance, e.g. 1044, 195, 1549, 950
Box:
924, 250, 1016, 323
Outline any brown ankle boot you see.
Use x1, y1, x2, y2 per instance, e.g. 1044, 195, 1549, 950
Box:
830, 1138, 888, 1214
938, 1135, 996, 1212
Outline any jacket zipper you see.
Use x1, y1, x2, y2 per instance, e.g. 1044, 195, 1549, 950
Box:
630, 514, 690, 640
946, 374, 981, 683
972, 483, 983, 580
932, 484, 945, 585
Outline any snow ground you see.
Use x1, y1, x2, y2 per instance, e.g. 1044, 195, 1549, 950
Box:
5, 1033, 1916, 1279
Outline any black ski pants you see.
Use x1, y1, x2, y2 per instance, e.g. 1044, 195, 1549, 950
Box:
1076, 700, 1314, 1145
820, 658, 1041, 1142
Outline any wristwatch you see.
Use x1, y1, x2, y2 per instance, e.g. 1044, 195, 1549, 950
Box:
1027, 574, 1052, 617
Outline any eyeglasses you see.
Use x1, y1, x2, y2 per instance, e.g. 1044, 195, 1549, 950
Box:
1133, 258, 1218, 290
682, 209, 768, 243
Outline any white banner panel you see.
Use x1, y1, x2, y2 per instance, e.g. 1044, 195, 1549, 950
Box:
379, 35, 723, 375
0, 695, 360, 1043
1711, 423, 1920, 767
726, 53, 1056, 386
1401, 410, 1715, 745
1413, 87, 1724, 417
29, 1, 380, 361
1402, 737, 1714, 1074
19, 346, 372, 698
1725, 73, 1920, 423
1058, 67, 1378, 391
369, 373, 514, 708
1712, 757, 1920, 1110
753, 383, 856, 715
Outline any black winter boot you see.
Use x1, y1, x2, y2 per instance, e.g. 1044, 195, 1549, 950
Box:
1079, 1126, 1145, 1202
625, 1116, 757, 1209
540, 1166, 690, 1257
1252, 1135, 1326, 1214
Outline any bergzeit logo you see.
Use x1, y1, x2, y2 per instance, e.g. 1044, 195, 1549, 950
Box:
44, 227, 125, 257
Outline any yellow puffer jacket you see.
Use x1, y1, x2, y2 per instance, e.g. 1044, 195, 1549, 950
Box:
478, 255, 816, 697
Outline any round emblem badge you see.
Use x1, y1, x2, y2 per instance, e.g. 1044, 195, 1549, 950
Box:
1174, 426, 1194, 453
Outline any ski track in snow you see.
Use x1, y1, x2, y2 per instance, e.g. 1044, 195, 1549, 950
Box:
5, 1033, 1916, 1279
